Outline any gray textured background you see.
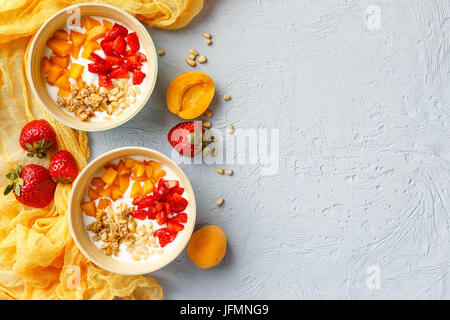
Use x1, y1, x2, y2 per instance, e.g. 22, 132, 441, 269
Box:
88, 0, 450, 299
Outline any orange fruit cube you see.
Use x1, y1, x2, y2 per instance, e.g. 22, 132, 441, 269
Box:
149, 160, 162, 171
117, 160, 131, 176
100, 167, 118, 186
54, 29, 69, 41
97, 198, 111, 210
71, 45, 81, 59
47, 38, 72, 57
81, 201, 96, 217
153, 169, 166, 183
143, 179, 154, 195
125, 157, 137, 168
54, 74, 71, 90
50, 56, 70, 68
46, 64, 64, 84
110, 184, 123, 200
86, 25, 106, 41
88, 186, 99, 201
42, 57, 51, 74
130, 181, 143, 198
81, 41, 100, 60
103, 20, 113, 30
82, 16, 101, 30
69, 63, 84, 79
57, 88, 70, 97
97, 186, 111, 198
145, 165, 154, 179
133, 162, 146, 177
91, 177, 106, 188
118, 174, 130, 193
69, 30, 86, 47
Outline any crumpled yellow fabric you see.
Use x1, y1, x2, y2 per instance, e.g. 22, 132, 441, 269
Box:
0, 0, 203, 300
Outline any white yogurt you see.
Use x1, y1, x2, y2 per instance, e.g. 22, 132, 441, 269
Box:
45, 16, 149, 122
82, 156, 189, 263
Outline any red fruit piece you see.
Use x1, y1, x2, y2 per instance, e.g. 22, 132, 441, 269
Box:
126, 32, 140, 52
112, 23, 128, 37
164, 180, 179, 189
138, 52, 147, 62
171, 186, 184, 195
90, 52, 106, 64
105, 54, 124, 65
167, 193, 188, 213
4, 164, 56, 208
88, 62, 112, 74
131, 209, 148, 220
110, 65, 129, 79
49, 150, 78, 183
156, 202, 164, 213
103, 28, 120, 41
98, 74, 113, 88
156, 210, 167, 225
132, 195, 145, 205
171, 213, 188, 224
148, 206, 157, 219
167, 121, 205, 157
136, 195, 155, 209
153, 186, 170, 202
132, 69, 146, 85
154, 228, 176, 247
126, 54, 141, 71
100, 39, 114, 54
112, 36, 126, 55
167, 220, 184, 233
19, 119, 56, 158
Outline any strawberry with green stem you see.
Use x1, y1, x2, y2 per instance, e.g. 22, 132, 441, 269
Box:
19, 120, 56, 158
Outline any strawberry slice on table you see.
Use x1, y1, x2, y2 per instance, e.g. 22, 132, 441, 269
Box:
166, 193, 188, 213
167, 121, 205, 157
98, 74, 113, 88
167, 220, 184, 234
112, 23, 128, 37
112, 36, 126, 55
19, 119, 56, 158
4, 164, 56, 208
49, 150, 78, 183
171, 212, 188, 224
131, 209, 148, 220
126, 32, 140, 53
132, 69, 146, 85
110, 65, 129, 79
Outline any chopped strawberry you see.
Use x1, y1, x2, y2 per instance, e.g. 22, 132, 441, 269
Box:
98, 74, 112, 88
105, 54, 124, 65
136, 195, 155, 209
126, 54, 141, 71
167, 193, 188, 212
171, 186, 184, 195
112, 36, 126, 55
126, 32, 140, 53
110, 65, 129, 79
90, 52, 106, 64
156, 210, 167, 225
156, 202, 164, 213
148, 206, 157, 219
100, 39, 114, 54
132, 69, 146, 85
112, 23, 128, 37
164, 180, 179, 189
104, 29, 120, 41
171, 212, 188, 224
167, 220, 184, 233
138, 52, 147, 62
153, 186, 169, 201
164, 202, 171, 215
132, 195, 145, 205
131, 209, 148, 220
88, 62, 112, 74
153, 228, 175, 247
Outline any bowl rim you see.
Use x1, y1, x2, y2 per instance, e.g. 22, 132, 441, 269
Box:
68, 147, 196, 275
26, 3, 158, 132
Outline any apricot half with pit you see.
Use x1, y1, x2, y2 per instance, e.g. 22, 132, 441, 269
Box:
167, 71, 215, 119
187, 225, 227, 269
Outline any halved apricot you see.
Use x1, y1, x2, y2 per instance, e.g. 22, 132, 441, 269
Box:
167, 72, 215, 119
188, 225, 227, 269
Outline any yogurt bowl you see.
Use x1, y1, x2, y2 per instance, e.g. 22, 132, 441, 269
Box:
68, 147, 196, 275
27, 3, 158, 131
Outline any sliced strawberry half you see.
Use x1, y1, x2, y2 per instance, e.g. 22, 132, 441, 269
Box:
167, 121, 205, 157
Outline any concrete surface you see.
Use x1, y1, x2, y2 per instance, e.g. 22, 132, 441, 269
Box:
88, 0, 450, 299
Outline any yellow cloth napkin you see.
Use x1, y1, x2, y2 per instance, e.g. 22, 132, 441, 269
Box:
0, 0, 203, 300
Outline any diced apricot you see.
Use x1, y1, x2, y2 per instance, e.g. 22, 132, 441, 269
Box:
125, 158, 137, 168
82, 16, 101, 30
69, 63, 84, 79
42, 57, 51, 74
167, 71, 215, 119
143, 179, 154, 195
46, 64, 64, 84
145, 165, 154, 179
54, 74, 70, 90
110, 184, 123, 200
97, 198, 111, 210
130, 181, 142, 198
57, 88, 70, 97
47, 38, 72, 57
103, 20, 113, 30
76, 78, 84, 89
81, 41, 100, 60
97, 186, 111, 198
71, 45, 81, 59
117, 160, 131, 176
153, 169, 166, 183
88, 187, 99, 201
81, 201, 96, 217
118, 174, 130, 193
96, 210, 106, 220
100, 167, 118, 186
50, 56, 69, 68
86, 25, 106, 41
131, 175, 147, 182
149, 160, 162, 171
69, 30, 86, 47
54, 29, 69, 41
91, 177, 106, 188
188, 225, 227, 269
133, 162, 146, 177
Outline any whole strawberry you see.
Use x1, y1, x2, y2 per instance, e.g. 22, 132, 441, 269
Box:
4, 164, 56, 208
168, 121, 205, 157
19, 119, 56, 158
49, 150, 78, 184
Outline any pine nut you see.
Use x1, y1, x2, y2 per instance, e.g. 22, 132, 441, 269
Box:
224, 169, 233, 175
198, 56, 207, 64
188, 54, 196, 61
223, 94, 231, 101
135, 87, 141, 94
202, 32, 211, 39
204, 109, 212, 117
132, 255, 141, 261
216, 198, 224, 206
185, 58, 196, 67
216, 168, 224, 174
202, 121, 211, 128
205, 39, 212, 45
211, 148, 216, 157
129, 88, 136, 97
190, 48, 199, 56
158, 49, 165, 56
